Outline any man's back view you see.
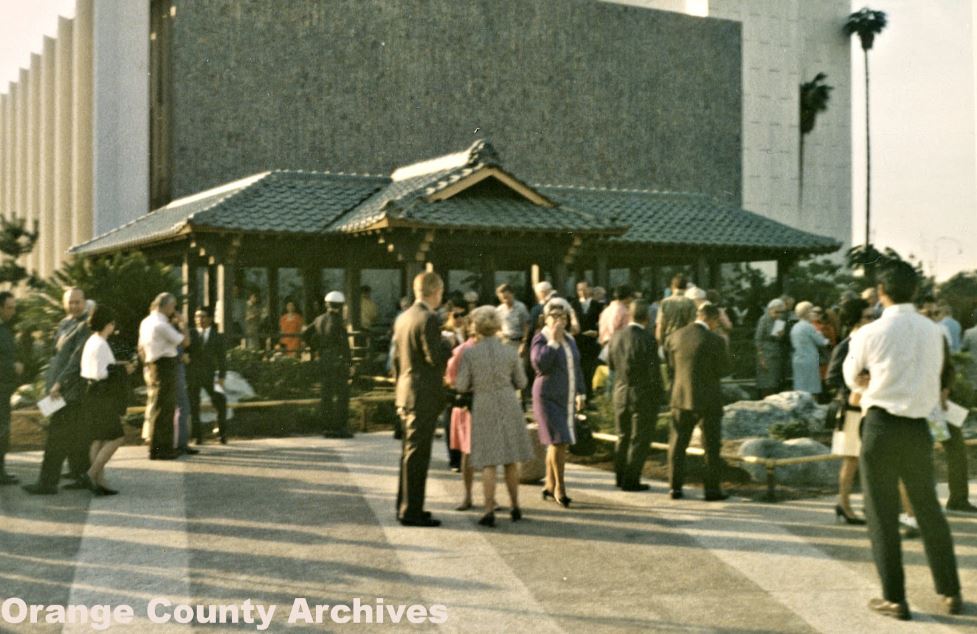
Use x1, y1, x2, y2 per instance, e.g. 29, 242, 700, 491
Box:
844, 261, 961, 620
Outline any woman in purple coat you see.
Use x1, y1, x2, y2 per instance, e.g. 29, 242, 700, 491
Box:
531, 299, 586, 508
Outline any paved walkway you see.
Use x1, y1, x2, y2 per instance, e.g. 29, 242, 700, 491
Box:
1, 433, 976, 633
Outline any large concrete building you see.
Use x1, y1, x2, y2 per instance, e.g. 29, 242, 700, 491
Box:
0, 0, 851, 283
615, 0, 852, 251
0, 0, 148, 280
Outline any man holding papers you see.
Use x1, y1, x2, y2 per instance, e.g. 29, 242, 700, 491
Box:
23, 289, 91, 495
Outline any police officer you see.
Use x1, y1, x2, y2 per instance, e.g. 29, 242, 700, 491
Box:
303, 291, 352, 438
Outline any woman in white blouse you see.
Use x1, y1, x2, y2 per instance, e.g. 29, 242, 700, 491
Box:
81, 306, 134, 495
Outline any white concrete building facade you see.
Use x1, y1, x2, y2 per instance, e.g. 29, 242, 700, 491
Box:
0, 0, 149, 280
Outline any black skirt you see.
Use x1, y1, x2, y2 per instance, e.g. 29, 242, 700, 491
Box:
85, 380, 125, 441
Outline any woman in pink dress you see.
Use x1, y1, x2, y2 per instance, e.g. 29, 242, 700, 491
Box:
445, 323, 476, 510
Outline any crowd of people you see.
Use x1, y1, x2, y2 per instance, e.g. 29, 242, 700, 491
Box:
389, 271, 734, 529
0, 289, 231, 497
0, 261, 971, 620
387, 265, 971, 620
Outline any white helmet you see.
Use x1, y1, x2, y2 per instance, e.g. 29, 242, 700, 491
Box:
324, 291, 345, 304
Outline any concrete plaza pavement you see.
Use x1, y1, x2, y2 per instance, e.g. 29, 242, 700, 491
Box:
1, 432, 976, 633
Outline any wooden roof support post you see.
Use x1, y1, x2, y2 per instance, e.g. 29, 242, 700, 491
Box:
775, 256, 797, 296
696, 255, 710, 289
709, 260, 723, 291
216, 259, 236, 340
303, 267, 321, 321
553, 262, 568, 298
595, 253, 609, 290
344, 265, 362, 330
404, 260, 424, 302
479, 254, 496, 302
181, 250, 197, 322
267, 266, 279, 326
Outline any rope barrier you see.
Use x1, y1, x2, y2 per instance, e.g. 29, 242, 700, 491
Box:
591, 431, 977, 501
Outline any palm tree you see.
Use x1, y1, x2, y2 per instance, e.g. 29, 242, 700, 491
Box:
844, 7, 888, 247
799, 72, 833, 204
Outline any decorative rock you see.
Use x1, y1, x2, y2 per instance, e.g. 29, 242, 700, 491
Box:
720, 390, 826, 440
520, 423, 546, 484
738, 437, 837, 486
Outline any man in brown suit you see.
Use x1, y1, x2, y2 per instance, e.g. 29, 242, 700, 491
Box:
392, 272, 449, 527
664, 302, 730, 501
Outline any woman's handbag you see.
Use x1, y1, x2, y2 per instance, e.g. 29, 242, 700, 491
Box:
824, 398, 845, 431
447, 389, 473, 410
569, 413, 597, 456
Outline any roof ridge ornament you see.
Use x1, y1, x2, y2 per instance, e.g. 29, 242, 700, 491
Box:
389, 138, 499, 182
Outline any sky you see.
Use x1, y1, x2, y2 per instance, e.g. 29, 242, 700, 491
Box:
1, 0, 976, 280
848, 0, 977, 280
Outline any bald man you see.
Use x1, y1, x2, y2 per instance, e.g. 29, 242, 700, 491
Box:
24, 288, 93, 494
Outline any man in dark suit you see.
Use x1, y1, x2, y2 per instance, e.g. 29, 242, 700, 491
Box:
607, 299, 664, 491
665, 302, 730, 501
23, 289, 92, 494
303, 291, 352, 438
570, 280, 605, 402
187, 307, 228, 445
392, 271, 449, 527
0, 292, 22, 486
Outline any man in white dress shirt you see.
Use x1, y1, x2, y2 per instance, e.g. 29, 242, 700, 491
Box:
138, 293, 188, 460
844, 262, 961, 620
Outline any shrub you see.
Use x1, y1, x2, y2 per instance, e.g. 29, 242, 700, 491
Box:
768, 420, 810, 440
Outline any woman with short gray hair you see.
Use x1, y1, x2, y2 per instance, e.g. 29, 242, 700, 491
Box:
755, 298, 787, 397
456, 306, 533, 527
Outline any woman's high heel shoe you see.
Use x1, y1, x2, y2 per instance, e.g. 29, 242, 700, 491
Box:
542, 488, 554, 501
557, 496, 572, 509
478, 511, 496, 527
835, 505, 866, 525
510, 507, 522, 522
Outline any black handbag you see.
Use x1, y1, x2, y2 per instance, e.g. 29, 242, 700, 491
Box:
569, 414, 597, 456
447, 389, 473, 410
824, 398, 845, 431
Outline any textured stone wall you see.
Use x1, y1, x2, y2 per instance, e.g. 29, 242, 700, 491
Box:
166, 0, 741, 203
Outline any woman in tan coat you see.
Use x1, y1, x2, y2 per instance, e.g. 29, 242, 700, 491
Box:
456, 306, 534, 527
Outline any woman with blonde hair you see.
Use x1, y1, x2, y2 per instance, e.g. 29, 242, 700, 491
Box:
789, 301, 829, 396
456, 306, 534, 527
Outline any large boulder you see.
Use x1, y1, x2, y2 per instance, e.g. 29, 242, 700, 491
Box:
738, 437, 837, 486
720, 390, 826, 440
520, 423, 546, 484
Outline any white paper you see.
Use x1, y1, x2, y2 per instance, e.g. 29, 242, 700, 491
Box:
770, 319, 786, 336
213, 382, 225, 395
38, 395, 67, 418
944, 400, 969, 428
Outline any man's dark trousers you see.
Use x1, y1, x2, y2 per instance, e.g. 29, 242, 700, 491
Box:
943, 423, 970, 507
147, 357, 178, 456
188, 380, 227, 442
669, 409, 722, 492
319, 362, 349, 434
396, 408, 437, 521
37, 404, 87, 486
614, 405, 654, 488
860, 407, 960, 603
0, 386, 12, 459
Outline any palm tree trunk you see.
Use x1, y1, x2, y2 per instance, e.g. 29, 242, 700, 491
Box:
864, 48, 871, 246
